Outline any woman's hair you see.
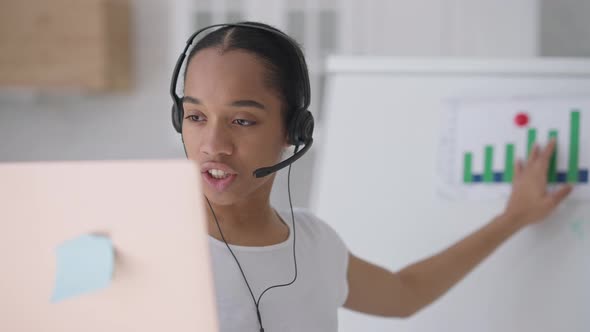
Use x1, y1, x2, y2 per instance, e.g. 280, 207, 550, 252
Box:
183, 22, 308, 126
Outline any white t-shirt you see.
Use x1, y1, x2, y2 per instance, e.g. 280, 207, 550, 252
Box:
209, 208, 349, 332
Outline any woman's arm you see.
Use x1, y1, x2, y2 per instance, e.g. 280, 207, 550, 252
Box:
343, 140, 572, 317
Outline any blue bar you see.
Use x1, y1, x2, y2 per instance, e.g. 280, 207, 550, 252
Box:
493, 172, 504, 182
471, 169, 587, 184
580, 169, 588, 183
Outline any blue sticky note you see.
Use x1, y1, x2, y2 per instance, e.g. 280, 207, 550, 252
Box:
52, 234, 114, 303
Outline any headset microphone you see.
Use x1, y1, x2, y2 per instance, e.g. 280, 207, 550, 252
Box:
253, 139, 313, 178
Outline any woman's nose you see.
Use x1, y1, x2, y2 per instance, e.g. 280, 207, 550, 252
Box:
199, 122, 234, 157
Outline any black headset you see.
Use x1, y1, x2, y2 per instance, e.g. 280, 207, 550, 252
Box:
170, 22, 314, 178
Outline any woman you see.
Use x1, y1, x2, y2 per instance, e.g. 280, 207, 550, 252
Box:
171, 21, 572, 332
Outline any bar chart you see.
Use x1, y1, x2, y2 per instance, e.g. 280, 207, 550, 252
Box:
463, 110, 588, 184
437, 97, 590, 200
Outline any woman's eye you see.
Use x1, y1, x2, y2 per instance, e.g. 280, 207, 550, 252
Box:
233, 119, 256, 126
185, 115, 205, 122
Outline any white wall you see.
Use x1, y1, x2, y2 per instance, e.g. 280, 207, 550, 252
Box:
338, 0, 538, 57
445, 0, 538, 57
540, 0, 590, 57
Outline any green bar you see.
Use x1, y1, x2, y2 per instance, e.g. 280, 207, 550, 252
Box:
568, 111, 580, 182
527, 128, 537, 158
463, 152, 473, 183
504, 144, 515, 183
548, 130, 558, 183
484, 145, 494, 182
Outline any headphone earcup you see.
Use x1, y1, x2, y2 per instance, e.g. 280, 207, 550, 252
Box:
288, 110, 314, 146
172, 104, 182, 133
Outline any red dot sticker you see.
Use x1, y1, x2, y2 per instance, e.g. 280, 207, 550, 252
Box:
515, 112, 529, 127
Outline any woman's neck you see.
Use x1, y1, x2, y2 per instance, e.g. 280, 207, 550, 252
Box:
203, 195, 289, 246
205, 199, 276, 230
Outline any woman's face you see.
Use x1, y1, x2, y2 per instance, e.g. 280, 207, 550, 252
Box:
182, 48, 288, 206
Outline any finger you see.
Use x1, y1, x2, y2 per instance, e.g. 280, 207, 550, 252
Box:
532, 143, 541, 160
540, 139, 557, 167
514, 159, 524, 179
528, 144, 541, 164
549, 184, 573, 207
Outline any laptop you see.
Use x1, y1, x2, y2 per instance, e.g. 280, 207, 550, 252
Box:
0, 160, 218, 332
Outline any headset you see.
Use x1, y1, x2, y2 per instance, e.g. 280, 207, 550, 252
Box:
170, 22, 314, 178
170, 22, 314, 331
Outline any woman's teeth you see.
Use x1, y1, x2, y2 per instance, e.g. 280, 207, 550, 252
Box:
208, 169, 230, 179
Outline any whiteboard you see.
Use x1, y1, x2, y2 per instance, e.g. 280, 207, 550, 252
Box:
311, 56, 590, 332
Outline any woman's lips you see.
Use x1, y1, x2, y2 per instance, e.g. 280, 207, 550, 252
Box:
200, 161, 237, 174
202, 171, 237, 192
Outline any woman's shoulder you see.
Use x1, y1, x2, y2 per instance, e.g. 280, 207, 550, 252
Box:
278, 207, 324, 229
277, 207, 346, 247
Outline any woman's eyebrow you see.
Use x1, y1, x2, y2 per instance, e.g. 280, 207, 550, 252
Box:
182, 96, 267, 111
182, 96, 202, 105
230, 100, 267, 111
